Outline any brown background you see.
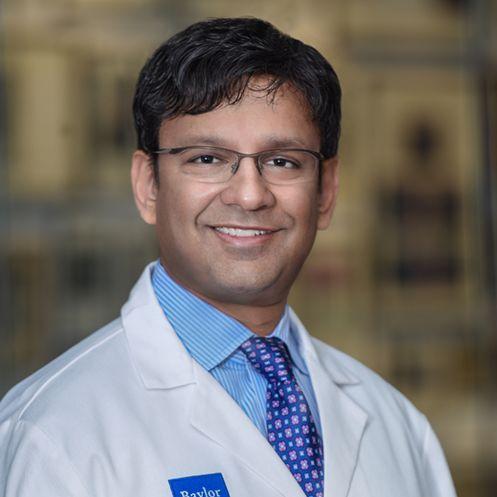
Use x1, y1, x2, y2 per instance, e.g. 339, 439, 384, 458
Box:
1, 1, 496, 496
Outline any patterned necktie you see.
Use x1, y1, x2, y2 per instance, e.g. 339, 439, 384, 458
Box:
240, 336, 324, 497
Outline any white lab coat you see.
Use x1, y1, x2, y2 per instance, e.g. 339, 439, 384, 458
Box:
0, 263, 457, 497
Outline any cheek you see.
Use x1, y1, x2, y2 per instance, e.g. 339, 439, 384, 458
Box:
154, 180, 220, 232
153, 182, 187, 243
280, 187, 319, 233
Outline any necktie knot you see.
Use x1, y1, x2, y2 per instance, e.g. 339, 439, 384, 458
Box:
240, 336, 294, 384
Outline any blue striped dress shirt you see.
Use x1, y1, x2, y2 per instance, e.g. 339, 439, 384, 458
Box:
151, 261, 322, 436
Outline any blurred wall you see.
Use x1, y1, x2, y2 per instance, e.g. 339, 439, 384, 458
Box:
1, 1, 496, 496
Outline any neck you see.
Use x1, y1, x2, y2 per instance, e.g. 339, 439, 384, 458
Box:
196, 297, 287, 336
159, 263, 287, 336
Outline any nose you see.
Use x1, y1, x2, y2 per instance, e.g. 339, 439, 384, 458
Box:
219, 157, 276, 211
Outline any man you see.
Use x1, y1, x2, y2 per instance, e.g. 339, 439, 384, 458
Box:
0, 17, 456, 497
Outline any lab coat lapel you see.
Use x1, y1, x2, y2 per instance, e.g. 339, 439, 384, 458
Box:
122, 264, 196, 390
309, 356, 367, 497
190, 361, 306, 497
290, 310, 368, 497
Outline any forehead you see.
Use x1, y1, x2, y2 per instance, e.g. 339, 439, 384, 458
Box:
158, 83, 320, 151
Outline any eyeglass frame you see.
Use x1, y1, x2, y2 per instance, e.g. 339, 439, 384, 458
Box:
152, 145, 325, 182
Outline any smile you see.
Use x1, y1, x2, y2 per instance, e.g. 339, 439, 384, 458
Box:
213, 227, 274, 237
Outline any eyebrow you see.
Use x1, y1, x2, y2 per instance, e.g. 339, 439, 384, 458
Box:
175, 134, 313, 150
263, 135, 311, 149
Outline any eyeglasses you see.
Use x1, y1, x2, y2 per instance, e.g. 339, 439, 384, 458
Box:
153, 145, 323, 185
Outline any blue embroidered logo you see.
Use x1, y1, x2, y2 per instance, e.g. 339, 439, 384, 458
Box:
168, 473, 230, 497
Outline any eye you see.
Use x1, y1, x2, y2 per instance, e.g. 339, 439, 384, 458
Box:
190, 154, 223, 165
181, 147, 233, 166
265, 156, 301, 169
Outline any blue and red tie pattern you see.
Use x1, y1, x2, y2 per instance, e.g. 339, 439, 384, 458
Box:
240, 336, 324, 497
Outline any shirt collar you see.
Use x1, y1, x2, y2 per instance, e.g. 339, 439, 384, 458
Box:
151, 260, 308, 375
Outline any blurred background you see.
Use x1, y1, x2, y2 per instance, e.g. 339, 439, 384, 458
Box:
0, 0, 496, 495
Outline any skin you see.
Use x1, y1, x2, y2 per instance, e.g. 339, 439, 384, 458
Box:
131, 83, 339, 336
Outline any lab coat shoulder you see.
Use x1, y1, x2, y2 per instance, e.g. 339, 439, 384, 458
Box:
309, 336, 457, 497
0, 417, 93, 497
0, 317, 129, 497
0, 317, 125, 426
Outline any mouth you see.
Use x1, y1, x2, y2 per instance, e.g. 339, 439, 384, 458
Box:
209, 225, 281, 247
212, 226, 276, 237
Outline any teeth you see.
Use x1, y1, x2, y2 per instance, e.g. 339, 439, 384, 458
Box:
214, 227, 271, 237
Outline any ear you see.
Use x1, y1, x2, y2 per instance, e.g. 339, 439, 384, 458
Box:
317, 157, 339, 230
131, 150, 158, 225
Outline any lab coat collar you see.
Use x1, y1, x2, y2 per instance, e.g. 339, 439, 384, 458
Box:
290, 308, 368, 497
121, 263, 196, 390
121, 264, 359, 391
289, 308, 361, 386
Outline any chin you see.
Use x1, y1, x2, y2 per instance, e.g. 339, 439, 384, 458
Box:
203, 269, 287, 304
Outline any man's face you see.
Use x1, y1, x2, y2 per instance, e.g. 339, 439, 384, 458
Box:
132, 84, 338, 308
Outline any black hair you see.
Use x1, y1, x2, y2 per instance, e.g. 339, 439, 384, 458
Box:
133, 17, 341, 178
